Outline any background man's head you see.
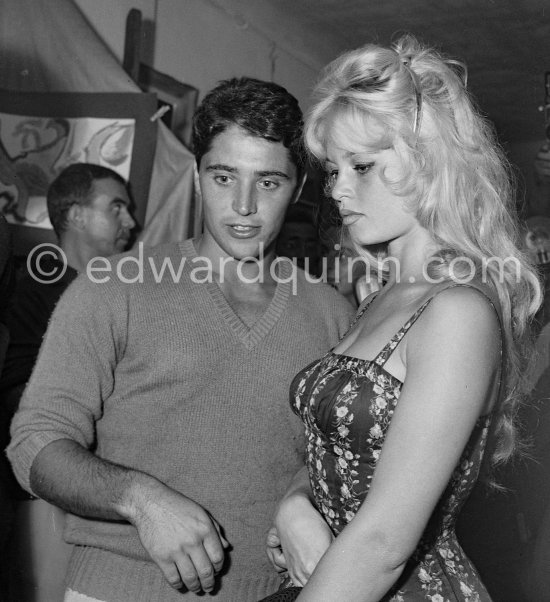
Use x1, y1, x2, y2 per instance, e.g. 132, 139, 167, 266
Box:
192, 77, 305, 178
47, 163, 135, 259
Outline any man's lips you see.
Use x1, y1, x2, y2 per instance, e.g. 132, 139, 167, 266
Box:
227, 224, 261, 238
117, 232, 131, 247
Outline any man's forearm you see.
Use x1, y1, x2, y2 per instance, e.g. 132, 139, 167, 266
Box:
30, 438, 229, 593
29, 438, 158, 522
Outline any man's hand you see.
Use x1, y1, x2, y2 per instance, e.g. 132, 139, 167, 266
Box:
28, 440, 230, 594
127, 480, 230, 593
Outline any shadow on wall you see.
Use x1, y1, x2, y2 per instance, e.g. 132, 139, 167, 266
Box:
0, 49, 75, 602
457, 305, 550, 602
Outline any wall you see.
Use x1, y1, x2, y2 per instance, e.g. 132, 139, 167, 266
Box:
507, 140, 550, 217
72, 0, 345, 112
72, 0, 550, 221
73, 0, 156, 61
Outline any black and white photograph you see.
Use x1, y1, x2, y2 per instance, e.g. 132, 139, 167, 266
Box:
0, 1, 549, 601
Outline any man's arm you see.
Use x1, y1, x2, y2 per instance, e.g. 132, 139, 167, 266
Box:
30, 438, 228, 594
8, 274, 228, 595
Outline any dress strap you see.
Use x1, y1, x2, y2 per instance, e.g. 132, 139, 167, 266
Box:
345, 291, 379, 333
373, 282, 502, 368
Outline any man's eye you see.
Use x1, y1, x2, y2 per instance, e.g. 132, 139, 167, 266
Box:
214, 175, 231, 184
259, 180, 278, 190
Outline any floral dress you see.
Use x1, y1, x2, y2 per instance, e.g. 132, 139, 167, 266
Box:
290, 287, 495, 601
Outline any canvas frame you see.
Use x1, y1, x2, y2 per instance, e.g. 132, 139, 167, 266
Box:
137, 64, 198, 149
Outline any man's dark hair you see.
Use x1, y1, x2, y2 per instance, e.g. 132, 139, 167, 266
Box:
192, 77, 305, 175
47, 163, 126, 237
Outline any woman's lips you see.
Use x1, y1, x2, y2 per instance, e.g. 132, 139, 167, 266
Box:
340, 212, 362, 227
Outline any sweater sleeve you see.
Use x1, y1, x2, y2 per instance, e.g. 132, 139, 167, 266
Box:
7, 274, 124, 495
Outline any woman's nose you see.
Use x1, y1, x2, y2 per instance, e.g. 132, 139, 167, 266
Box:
331, 173, 351, 203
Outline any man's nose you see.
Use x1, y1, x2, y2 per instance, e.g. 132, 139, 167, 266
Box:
122, 208, 136, 230
232, 184, 257, 216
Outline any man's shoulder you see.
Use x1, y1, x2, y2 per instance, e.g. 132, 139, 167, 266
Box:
10, 262, 73, 306
97, 240, 187, 263
291, 265, 355, 314
79, 240, 191, 289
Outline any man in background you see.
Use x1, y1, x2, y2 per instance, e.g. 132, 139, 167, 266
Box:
0, 162, 135, 406
8, 77, 353, 602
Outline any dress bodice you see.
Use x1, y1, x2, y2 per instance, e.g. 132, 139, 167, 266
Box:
290, 285, 497, 600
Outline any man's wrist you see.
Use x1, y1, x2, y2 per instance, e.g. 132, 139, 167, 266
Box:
113, 470, 160, 523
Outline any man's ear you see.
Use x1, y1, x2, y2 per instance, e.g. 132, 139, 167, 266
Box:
193, 160, 204, 234
290, 171, 307, 204
67, 204, 86, 231
194, 159, 203, 196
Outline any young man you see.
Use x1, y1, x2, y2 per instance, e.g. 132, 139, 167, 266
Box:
8, 78, 354, 601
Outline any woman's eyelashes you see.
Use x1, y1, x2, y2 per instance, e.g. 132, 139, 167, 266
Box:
323, 162, 375, 195
354, 162, 375, 175
324, 170, 338, 195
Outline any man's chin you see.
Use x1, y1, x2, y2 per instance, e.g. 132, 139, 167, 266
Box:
228, 240, 276, 262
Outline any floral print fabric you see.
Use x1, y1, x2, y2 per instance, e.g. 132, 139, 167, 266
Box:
290, 289, 494, 601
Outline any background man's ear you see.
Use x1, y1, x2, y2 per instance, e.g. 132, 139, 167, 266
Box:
67, 204, 86, 230
291, 172, 307, 204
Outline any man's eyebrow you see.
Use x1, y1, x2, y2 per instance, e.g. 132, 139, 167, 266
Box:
255, 170, 291, 179
205, 164, 237, 173
110, 196, 130, 206
205, 165, 291, 179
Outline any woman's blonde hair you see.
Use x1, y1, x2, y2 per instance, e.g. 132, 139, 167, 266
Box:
305, 34, 542, 467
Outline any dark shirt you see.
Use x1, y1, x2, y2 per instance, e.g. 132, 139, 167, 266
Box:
0, 257, 77, 392
0, 216, 14, 322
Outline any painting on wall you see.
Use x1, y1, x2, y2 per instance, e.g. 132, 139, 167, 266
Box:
0, 90, 158, 254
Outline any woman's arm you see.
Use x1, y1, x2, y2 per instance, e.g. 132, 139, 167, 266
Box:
270, 465, 334, 586
296, 286, 501, 601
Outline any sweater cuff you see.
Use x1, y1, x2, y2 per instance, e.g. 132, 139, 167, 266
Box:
6, 431, 70, 496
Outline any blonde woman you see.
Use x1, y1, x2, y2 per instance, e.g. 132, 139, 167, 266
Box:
265, 36, 541, 601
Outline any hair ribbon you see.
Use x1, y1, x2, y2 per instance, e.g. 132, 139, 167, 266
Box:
401, 56, 423, 140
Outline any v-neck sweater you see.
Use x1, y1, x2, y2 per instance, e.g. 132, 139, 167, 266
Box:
8, 239, 354, 602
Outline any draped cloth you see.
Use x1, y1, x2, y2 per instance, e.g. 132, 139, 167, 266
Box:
0, 0, 198, 245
